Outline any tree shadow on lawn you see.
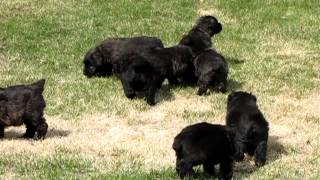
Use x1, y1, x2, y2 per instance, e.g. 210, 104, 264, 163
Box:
3, 128, 71, 140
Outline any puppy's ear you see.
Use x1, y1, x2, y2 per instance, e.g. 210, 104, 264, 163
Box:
113, 56, 129, 74
179, 36, 192, 47
227, 91, 237, 104
251, 93, 257, 103
30, 79, 45, 94
112, 61, 123, 74
172, 59, 187, 76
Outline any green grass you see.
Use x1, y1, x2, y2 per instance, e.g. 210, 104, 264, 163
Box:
0, 0, 320, 179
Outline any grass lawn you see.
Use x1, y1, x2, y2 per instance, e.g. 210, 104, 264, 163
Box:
0, 0, 319, 179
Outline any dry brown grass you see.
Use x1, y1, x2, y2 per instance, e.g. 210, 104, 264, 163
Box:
197, 6, 237, 25
259, 34, 318, 59
1, 92, 319, 172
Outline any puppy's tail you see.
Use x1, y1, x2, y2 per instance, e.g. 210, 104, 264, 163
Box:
30, 79, 46, 94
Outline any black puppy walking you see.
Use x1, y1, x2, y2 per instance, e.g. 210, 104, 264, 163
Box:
0, 79, 48, 140
173, 122, 235, 180
83, 36, 164, 77
115, 54, 160, 105
114, 45, 194, 105
226, 91, 269, 166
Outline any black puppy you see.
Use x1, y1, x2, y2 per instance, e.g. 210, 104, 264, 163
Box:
194, 49, 229, 95
179, 16, 222, 56
139, 45, 195, 85
83, 36, 164, 77
0, 79, 48, 140
173, 122, 235, 180
226, 91, 269, 166
115, 54, 160, 105
114, 45, 194, 105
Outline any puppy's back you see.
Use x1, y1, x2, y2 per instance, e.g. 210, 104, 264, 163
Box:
173, 122, 233, 159
100, 36, 164, 61
195, 49, 228, 73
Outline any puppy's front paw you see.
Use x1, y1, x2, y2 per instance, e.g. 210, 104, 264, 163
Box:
146, 99, 156, 106
197, 89, 206, 96
125, 91, 136, 99
217, 82, 227, 93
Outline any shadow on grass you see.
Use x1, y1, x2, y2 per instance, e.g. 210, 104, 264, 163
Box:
157, 84, 175, 103
234, 135, 287, 178
3, 128, 71, 139
267, 135, 287, 162
227, 79, 243, 92
226, 57, 245, 65
46, 128, 71, 138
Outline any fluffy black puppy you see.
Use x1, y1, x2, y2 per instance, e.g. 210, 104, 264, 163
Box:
0, 79, 48, 140
114, 45, 194, 105
179, 16, 222, 56
83, 36, 164, 77
226, 91, 269, 167
139, 45, 195, 85
173, 122, 235, 180
115, 54, 160, 105
194, 49, 228, 95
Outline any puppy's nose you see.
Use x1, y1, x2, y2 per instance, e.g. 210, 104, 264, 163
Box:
214, 23, 222, 34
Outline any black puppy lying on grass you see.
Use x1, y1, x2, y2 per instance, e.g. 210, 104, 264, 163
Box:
114, 45, 194, 105
0, 79, 48, 140
173, 122, 235, 180
194, 49, 229, 95
226, 91, 269, 167
83, 36, 164, 77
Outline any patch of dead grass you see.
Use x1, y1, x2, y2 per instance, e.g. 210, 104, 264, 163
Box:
259, 34, 318, 59
0, 92, 319, 172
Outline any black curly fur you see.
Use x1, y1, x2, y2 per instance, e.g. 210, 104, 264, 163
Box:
0, 79, 48, 140
226, 91, 269, 166
83, 36, 164, 78
173, 122, 235, 180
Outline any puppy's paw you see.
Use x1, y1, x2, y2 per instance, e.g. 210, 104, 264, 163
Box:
254, 158, 266, 167
234, 150, 245, 162
216, 82, 227, 93
146, 99, 156, 106
197, 89, 207, 96
125, 92, 136, 99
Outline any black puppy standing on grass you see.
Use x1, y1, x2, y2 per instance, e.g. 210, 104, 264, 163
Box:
226, 91, 269, 167
194, 49, 229, 95
173, 122, 235, 180
179, 16, 228, 94
83, 36, 164, 77
179, 16, 222, 56
0, 79, 48, 140
114, 45, 194, 105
